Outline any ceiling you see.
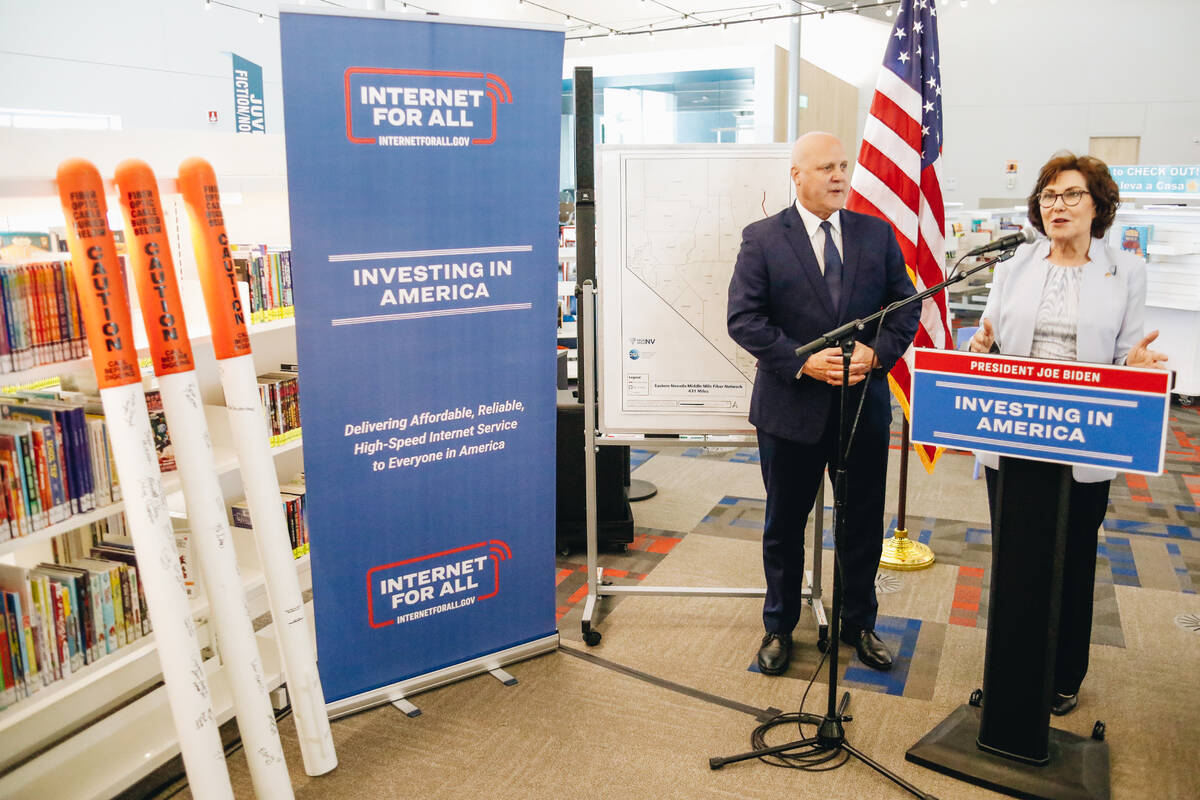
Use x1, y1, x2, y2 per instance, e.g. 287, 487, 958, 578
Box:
399, 0, 896, 39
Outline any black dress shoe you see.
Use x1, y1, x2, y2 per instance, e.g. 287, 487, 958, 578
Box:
1051, 692, 1078, 716
757, 632, 792, 675
840, 627, 893, 671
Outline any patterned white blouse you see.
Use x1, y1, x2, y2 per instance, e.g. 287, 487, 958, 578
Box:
1029, 260, 1084, 361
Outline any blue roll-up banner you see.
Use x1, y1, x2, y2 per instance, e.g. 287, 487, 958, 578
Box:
279, 8, 562, 705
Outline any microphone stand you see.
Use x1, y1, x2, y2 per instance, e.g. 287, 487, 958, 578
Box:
708, 246, 1020, 797
794, 245, 1017, 363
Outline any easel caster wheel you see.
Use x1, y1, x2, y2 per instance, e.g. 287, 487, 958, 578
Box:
969, 689, 983, 708
816, 637, 830, 653
1092, 721, 1106, 741
583, 629, 602, 646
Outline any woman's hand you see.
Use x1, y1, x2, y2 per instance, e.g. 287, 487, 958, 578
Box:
1126, 330, 1169, 369
968, 319, 996, 353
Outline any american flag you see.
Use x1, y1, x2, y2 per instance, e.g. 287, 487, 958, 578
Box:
846, 0, 951, 472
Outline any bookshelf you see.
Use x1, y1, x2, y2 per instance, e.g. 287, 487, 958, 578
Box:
0, 132, 308, 795
0, 315, 310, 798
942, 206, 1028, 320
558, 236, 577, 381
0, 595, 314, 800
1110, 207, 1200, 401
0, 431, 303, 559
939, 204, 1200, 401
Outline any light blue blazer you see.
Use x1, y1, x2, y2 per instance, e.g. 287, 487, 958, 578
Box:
974, 237, 1147, 482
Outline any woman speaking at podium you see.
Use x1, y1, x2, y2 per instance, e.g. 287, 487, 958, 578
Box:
967, 152, 1168, 717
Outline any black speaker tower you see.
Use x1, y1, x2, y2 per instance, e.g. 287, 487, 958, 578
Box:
573, 66, 596, 404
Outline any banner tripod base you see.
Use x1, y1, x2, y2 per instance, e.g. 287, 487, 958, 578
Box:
906, 703, 1110, 800
628, 478, 657, 501
880, 527, 935, 570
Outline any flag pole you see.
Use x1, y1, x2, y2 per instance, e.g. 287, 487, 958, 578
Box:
880, 416, 935, 570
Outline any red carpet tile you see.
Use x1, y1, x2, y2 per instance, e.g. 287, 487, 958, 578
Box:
629, 533, 682, 554
948, 565, 985, 628
1186, 475, 1200, 506
1124, 473, 1152, 502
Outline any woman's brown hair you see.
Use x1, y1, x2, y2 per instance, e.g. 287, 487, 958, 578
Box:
1027, 152, 1120, 239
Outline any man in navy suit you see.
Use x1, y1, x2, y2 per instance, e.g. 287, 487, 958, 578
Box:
727, 132, 919, 674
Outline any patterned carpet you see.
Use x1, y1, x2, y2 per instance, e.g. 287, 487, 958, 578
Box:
192, 403, 1200, 800
555, 402, 1200, 702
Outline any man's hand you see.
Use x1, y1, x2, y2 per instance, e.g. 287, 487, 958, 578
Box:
969, 319, 995, 353
801, 342, 876, 386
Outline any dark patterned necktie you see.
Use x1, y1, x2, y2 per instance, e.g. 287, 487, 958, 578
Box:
821, 219, 842, 310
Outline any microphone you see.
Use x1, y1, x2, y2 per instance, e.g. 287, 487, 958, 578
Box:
964, 225, 1037, 257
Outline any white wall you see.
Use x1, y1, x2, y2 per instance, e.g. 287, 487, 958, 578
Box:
0, 0, 886, 140
2, 0, 1198, 211
0, 0, 284, 134
926, 0, 1200, 206
0, 128, 291, 276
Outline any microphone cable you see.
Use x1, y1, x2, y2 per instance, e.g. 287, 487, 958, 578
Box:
747, 645, 850, 770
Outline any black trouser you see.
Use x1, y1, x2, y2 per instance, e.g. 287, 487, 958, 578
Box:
758, 415, 888, 637
984, 466, 1109, 696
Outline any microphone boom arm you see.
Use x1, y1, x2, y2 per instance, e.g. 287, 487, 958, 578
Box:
795, 246, 1018, 360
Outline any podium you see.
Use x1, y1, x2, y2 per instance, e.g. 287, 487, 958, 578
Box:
902, 349, 1172, 800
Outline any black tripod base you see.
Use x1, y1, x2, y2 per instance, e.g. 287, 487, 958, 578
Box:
906, 704, 1110, 800
708, 703, 937, 799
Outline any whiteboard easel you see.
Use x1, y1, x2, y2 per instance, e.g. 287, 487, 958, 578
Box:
577, 281, 828, 649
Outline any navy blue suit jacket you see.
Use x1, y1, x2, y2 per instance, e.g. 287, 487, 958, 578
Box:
727, 205, 920, 444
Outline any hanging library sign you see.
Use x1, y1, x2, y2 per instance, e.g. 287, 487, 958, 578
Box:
232, 53, 266, 134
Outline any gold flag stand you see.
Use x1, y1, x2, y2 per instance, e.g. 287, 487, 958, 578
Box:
881, 417, 935, 570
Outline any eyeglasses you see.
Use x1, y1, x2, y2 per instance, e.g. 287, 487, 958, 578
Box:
1038, 188, 1090, 207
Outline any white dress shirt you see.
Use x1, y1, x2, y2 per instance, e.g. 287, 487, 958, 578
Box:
794, 202, 845, 377
794, 200, 843, 276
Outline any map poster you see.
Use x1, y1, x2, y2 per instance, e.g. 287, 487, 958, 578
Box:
598, 145, 793, 434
